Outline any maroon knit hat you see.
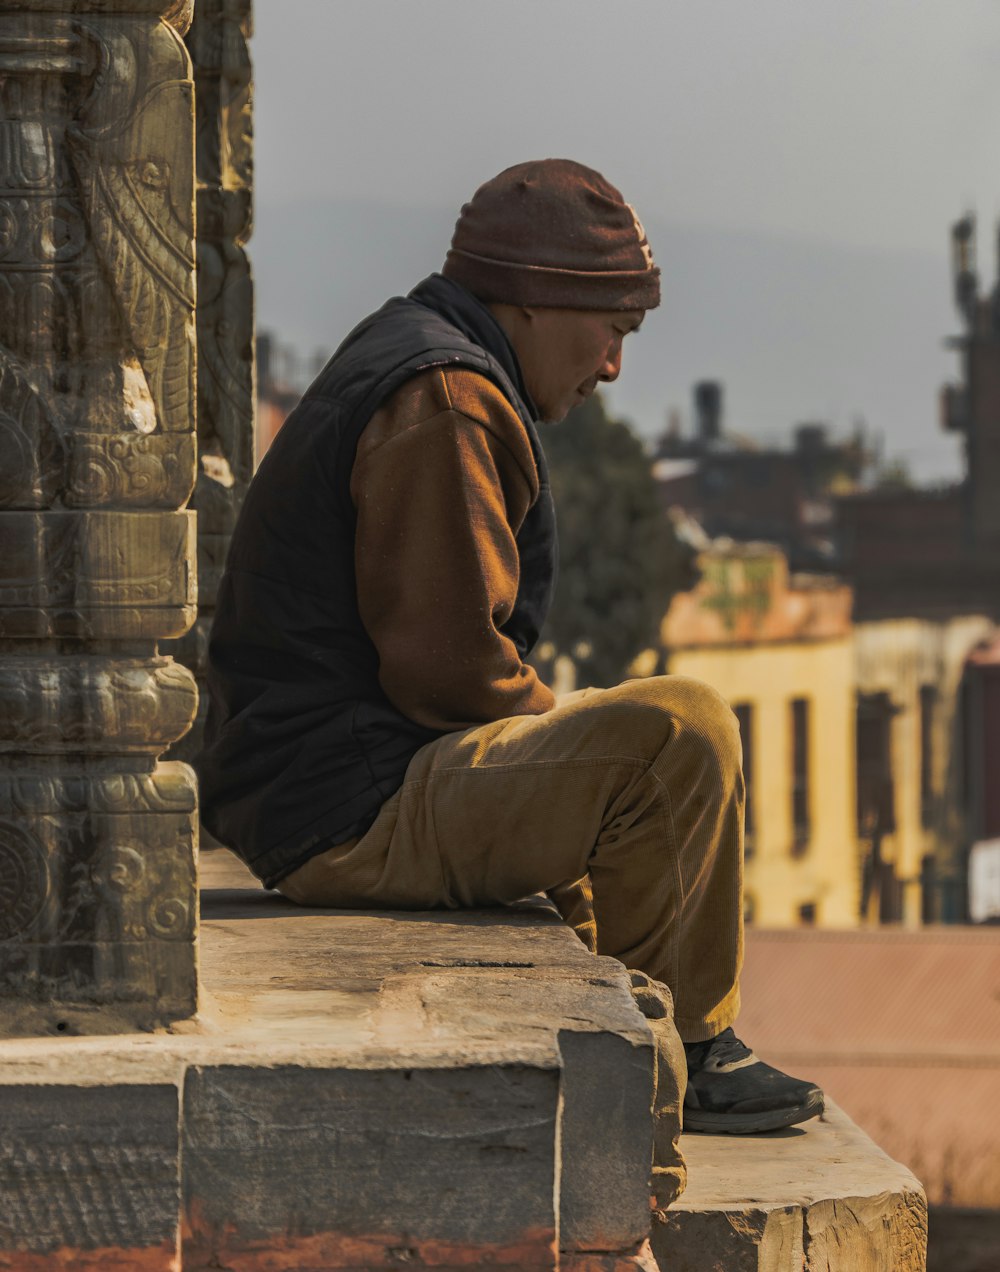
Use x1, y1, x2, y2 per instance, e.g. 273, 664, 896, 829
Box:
442, 158, 660, 311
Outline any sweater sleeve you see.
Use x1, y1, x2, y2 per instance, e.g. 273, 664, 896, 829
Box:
350, 367, 556, 731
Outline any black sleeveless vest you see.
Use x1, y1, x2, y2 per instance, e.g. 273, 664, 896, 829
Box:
198, 275, 557, 887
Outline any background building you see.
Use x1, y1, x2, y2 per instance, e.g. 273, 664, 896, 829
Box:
834, 216, 1000, 922
662, 540, 857, 927
657, 218, 1000, 926
653, 380, 870, 571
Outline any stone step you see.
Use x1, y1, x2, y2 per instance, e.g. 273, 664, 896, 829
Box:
660, 1105, 927, 1270
0, 850, 656, 1270
0, 849, 927, 1270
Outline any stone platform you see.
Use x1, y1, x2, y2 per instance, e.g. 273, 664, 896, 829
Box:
0, 851, 926, 1271
658, 1106, 927, 1269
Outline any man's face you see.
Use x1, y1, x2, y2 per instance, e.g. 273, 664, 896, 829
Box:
514, 307, 644, 423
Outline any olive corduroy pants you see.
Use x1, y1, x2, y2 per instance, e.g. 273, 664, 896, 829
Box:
277, 675, 744, 1042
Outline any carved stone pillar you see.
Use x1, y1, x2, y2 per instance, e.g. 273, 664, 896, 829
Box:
0, 0, 199, 1033
167, 0, 253, 773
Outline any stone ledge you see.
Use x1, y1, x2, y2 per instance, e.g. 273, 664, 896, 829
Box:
0, 850, 928, 1270
657, 1103, 928, 1270
0, 850, 656, 1270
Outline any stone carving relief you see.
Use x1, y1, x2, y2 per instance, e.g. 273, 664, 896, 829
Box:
0, 655, 197, 751
0, 2, 198, 1032
0, 764, 197, 816
0, 350, 63, 508
0, 12, 196, 512
0, 509, 196, 638
66, 21, 195, 439
65, 431, 196, 507
167, 0, 254, 772
0, 823, 51, 944
196, 236, 254, 491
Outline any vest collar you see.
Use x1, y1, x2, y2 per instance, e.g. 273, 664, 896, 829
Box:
408, 273, 539, 421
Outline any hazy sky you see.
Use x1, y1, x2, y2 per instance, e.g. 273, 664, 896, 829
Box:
251, 1, 1000, 480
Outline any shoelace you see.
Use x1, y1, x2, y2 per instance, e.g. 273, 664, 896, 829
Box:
705, 1027, 753, 1065
685, 1026, 753, 1073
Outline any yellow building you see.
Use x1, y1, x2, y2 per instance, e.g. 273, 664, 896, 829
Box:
854, 614, 994, 925
662, 542, 857, 927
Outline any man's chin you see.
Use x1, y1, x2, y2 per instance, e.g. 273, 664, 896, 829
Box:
539, 393, 583, 424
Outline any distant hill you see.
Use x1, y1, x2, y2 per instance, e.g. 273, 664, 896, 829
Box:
252, 198, 965, 483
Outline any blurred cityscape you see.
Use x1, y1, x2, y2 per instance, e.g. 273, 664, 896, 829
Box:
257, 216, 1000, 1263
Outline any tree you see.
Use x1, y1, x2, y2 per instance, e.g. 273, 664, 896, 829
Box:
532, 393, 698, 688
874, 457, 915, 491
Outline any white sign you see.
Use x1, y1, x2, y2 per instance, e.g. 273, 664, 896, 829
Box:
969, 839, 1000, 923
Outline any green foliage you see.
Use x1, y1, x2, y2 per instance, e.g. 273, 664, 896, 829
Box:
875, 457, 915, 491
533, 393, 698, 688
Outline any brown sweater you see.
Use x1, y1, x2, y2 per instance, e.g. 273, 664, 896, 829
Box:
349, 366, 556, 731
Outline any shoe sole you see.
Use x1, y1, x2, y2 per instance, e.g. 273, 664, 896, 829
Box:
683, 1094, 825, 1136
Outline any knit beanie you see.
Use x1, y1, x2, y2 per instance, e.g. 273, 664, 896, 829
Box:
442, 158, 660, 312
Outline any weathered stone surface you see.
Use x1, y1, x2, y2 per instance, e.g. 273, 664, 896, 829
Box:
559, 1029, 655, 1251
0, 1, 198, 1032
0, 1, 192, 25
652, 1103, 928, 1270
0, 854, 929, 1270
182, 1062, 560, 1270
803, 1189, 927, 1270
0, 512, 196, 640
0, 654, 196, 752
562, 1240, 659, 1271
0, 854, 660, 1265
0, 1083, 179, 1269
630, 969, 687, 1214
166, 0, 254, 772
655, 1206, 803, 1271
0, 762, 197, 1035
193, 858, 656, 1265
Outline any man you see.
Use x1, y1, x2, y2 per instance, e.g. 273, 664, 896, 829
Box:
199, 159, 823, 1142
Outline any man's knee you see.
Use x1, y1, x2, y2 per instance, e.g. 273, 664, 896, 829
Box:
614, 675, 742, 777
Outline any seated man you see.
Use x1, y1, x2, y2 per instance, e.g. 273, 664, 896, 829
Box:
198, 158, 823, 1140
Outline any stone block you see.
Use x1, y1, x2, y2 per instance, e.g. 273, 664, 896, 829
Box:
0, 511, 197, 641
195, 857, 661, 1264
803, 1191, 928, 1270
654, 1206, 803, 1271
651, 1103, 928, 1271
562, 1240, 659, 1271
558, 1028, 654, 1252
0, 1082, 179, 1269
182, 1061, 560, 1270
0, 866, 932, 1270
0, 654, 197, 755
630, 971, 686, 1214
0, 764, 198, 1035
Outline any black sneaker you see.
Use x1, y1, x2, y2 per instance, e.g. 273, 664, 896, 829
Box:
683, 1028, 824, 1135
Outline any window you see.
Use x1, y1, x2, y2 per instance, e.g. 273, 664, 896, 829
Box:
798, 901, 817, 926
857, 692, 901, 921
790, 697, 810, 853
920, 853, 937, 925
733, 703, 754, 856
856, 692, 896, 839
919, 685, 937, 830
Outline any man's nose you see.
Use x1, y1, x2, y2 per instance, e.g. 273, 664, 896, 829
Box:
599, 342, 624, 383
